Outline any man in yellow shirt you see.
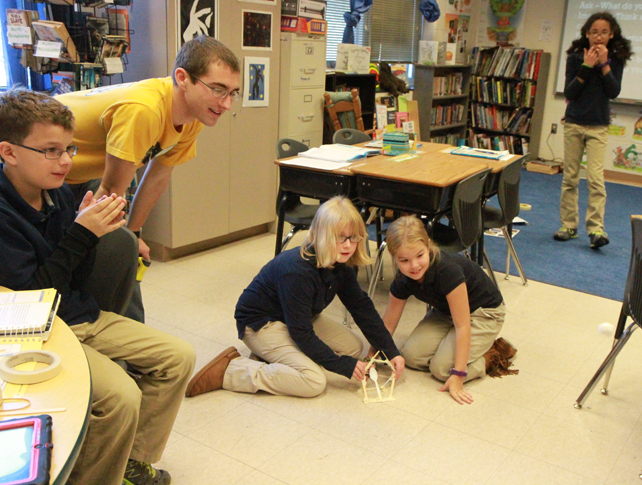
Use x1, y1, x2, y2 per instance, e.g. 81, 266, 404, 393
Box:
57, 36, 241, 261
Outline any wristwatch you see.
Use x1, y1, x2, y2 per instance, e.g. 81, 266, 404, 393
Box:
132, 229, 142, 239
449, 368, 467, 377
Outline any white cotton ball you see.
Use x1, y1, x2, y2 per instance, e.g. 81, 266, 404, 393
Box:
598, 322, 615, 337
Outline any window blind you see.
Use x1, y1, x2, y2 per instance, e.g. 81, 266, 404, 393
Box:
325, 0, 365, 61
363, 0, 422, 63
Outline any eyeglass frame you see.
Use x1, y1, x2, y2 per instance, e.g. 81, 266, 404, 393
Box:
337, 235, 363, 244
588, 30, 611, 37
13, 143, 78, 160
191, 74, 242, 102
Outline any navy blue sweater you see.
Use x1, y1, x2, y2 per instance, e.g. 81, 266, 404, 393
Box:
0, 166, 101, 326
235, 248, 400, 378
564, 52, 623, 126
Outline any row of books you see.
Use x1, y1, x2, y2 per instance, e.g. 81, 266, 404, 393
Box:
469, 104, 532, 135
430, 133, 461, 145
432, 73, 464, 97
431, 104, 465, 127
471, 46, 543, 80
468, 129, 530, 156
470, 76, 538, 108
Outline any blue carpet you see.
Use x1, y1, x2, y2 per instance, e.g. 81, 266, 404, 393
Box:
483, 169, 639, 301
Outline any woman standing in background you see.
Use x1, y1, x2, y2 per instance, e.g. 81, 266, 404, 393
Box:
554, 12, 632, 249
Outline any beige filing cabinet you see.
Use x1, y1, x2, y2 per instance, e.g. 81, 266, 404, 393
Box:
279, 32, 326, 148
122, 1, 280, 259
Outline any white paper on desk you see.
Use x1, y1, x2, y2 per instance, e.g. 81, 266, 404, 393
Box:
300, 144, 380, 163
365, 140, 383, 148
280, 157, 353, 171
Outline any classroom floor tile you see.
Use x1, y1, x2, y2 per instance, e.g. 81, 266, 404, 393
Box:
144, 232, 642, 484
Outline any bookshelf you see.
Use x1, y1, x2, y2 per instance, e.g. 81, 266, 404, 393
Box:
413, 64, 472, 145
468, 47, 551, 160
325, 73, 377, 132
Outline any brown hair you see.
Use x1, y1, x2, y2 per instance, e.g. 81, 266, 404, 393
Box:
386, 215, 440, 266
172, 36, 240, 84
0, 87, 74, 144
301, 196, 373, 268
566, 11, 633, 66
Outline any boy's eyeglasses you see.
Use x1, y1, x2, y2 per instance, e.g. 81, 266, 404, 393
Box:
191, 75, 242, 102
15, 143, 78, 159
589, 30, 611, 37
337, 235, 362, 244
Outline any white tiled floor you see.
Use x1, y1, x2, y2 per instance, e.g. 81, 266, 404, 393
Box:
142, 232, 642, 485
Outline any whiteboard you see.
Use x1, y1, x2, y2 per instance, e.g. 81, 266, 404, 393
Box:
555, 0, 642, 104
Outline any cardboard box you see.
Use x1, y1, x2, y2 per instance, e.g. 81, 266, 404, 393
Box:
526, 161, 561, 174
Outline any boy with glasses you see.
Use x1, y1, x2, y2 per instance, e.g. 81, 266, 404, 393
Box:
0, 87, 196, 485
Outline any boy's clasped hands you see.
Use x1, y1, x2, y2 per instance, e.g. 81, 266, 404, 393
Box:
75, 191, 127, 237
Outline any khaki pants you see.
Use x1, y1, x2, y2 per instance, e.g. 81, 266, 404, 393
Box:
402, 304, 505, 381
561, 122, 609, 234
223, 314, 363, 398
70, 311, 196, 485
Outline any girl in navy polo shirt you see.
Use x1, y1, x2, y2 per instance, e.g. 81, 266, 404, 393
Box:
186, 196, 404, 398
379, 216, 516, 405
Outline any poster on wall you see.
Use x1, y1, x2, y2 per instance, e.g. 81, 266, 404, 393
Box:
607, 105, 642, 174
243, 57, 269, 107
242, 10, 272, 50
445, 14, 459, 44
180, 0, 217, 46
477, 0, 527, 46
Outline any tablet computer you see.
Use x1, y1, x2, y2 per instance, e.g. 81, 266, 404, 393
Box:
0, 415, 53, 485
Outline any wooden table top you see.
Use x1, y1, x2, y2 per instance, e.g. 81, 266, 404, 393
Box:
0, 288, 91, 485
275, 142, 523, 183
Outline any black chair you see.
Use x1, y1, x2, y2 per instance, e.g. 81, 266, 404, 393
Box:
86, 226, 139, 315
482, 159, 527, 286
431, 168, 492, 259
368, 169, 494, 298
275, 139, 319, 255
575, 215, 642, 409
333, 128, 372, 146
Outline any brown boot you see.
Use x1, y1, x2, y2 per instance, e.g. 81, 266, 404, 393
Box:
493, 337, 517, 360
483, 340, 519, 378
185, 347, 240, 397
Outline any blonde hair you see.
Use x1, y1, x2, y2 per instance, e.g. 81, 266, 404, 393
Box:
386, 215, 440, 266
301, 196, 373, 268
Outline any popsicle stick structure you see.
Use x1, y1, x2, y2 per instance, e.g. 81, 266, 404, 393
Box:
361, 351, 396, 404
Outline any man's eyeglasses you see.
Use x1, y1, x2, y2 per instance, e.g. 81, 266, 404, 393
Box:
337, 235, 363, 244
192, 75, 242, 102
589, 30, 611, 37
14, 143, 78, 159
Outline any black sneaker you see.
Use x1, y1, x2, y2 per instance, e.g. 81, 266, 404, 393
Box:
589, 231, 610, 249
553, 227, 578, 241
123, 459, 171, 485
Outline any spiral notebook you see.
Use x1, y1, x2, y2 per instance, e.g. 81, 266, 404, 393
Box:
0, 289, 60, 343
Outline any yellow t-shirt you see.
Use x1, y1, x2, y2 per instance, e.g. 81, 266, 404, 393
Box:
57, 77, 203, 184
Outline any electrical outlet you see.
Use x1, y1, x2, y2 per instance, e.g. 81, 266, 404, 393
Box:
551, 123, 558, 134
